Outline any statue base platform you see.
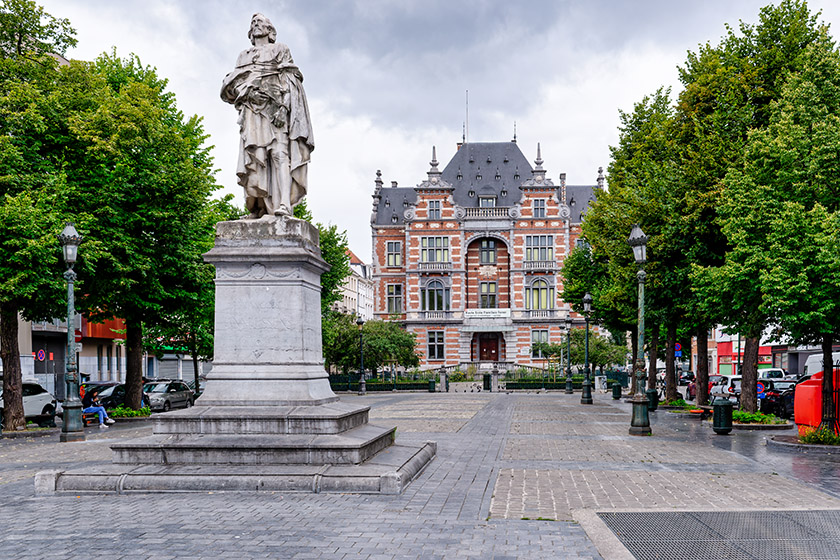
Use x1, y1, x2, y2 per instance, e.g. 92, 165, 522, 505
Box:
36, 216, 435, 495
36, 403, 436, 495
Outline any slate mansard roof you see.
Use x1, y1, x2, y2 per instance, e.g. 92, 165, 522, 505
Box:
371, 141, 601, 226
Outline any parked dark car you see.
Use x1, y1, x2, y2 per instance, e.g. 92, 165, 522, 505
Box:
144, 380, 193, 412
98, 383, 150, 409
758, 380, 795, 417
679, 371, 695, 386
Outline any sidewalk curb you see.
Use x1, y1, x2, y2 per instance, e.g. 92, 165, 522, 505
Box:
1, 427, 59, 439
767, 435, 840, 454
573, 509, 634, 560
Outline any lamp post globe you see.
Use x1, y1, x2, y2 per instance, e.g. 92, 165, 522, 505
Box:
357, 317, 366, 395
564, 315, 574, 394
57, 223, 85, 442
581, 293, 593, 405
627, 224, 651, 435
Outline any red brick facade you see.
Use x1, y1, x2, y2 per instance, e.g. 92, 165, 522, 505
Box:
370, 142, 600, 369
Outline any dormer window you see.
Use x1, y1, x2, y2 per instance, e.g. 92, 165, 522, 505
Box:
468, 190, 475, 198
476, 173, 482, 181
479, 197, 496, 208
457, 169, 463, 180
391, 214, 398, 223
385, 198, 390, 208
500, 189, 508, 197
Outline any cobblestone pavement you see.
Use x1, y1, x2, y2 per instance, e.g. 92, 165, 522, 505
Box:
2, 391, 840, 559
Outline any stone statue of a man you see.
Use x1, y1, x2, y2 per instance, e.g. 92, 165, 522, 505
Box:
221, 13, 314, 218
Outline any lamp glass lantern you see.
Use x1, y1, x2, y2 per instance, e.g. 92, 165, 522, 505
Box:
583, 292, 593, 314
627, 224, 648, 265
58, 223, 82, 265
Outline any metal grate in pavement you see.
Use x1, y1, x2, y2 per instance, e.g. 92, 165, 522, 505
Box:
598, 510, 840, 560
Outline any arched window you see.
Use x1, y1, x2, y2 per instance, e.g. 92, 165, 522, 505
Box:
421, 280, 450, 311
525, 279, 554, 310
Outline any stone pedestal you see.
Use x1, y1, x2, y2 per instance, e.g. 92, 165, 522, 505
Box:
37, 216, 434, 495
200, 217, 337, 406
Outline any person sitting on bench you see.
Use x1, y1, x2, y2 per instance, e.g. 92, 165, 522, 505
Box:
82, 389, 115, 429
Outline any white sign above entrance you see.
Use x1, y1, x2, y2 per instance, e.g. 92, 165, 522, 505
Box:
464, 308, 511, 319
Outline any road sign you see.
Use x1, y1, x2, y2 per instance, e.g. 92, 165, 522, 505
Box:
675, 351, 682, 357
675, 343, 682, 352
75, 329, 82, 343
757, 381, 765, 394
36, 349, 46, 361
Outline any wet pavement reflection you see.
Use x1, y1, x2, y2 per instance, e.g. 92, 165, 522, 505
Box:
644, 403, 840, 499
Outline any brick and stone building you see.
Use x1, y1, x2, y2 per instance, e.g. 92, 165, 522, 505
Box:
370, 140, 602, 369
332, 249, 375, 321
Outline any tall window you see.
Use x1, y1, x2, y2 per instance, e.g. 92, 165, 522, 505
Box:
421, 280, 450, 311
479, 197, 496, 208
526, 279, 554, 310
479, 239, 496, 264
428, 200, 441, 220
386, 241, 402, 267
480, 282, 497, 308
428, 331, 445, 360
525, 235, 553, 261
531, 329, 549, 358
533, 199, 546, 218
386, 284, 403, 314
421, 237, 449, 262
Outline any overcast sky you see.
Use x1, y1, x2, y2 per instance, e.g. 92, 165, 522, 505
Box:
39, 0, 840, 259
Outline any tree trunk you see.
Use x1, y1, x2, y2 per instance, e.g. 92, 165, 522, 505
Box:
125, 320, 144, 410
819, 334, 838, 433
0, 302, 25, 430
696, 327, 710, 407
665, 323, 678, 402
648, 325, 659, 391
740, 335, 759, 413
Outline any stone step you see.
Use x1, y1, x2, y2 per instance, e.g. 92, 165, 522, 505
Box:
152, 402, 370, 435
36, 442, 436, 495
111, 423, 396, 466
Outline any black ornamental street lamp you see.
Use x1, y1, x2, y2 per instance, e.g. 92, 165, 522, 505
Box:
58, 223, 85, 442
581, 293, 593, 405
565, 315, 574, 394
628, 224, 652, 435
357, 317, 366, 395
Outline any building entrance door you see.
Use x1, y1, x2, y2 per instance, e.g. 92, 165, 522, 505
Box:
478, 333, 499, 362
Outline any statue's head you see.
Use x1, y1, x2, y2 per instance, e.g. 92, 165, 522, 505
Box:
248, 13, 276, 45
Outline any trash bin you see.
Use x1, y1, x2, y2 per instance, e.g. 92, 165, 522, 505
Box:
483, 374, 491, 392
645, 388, 659, 411
713, 397, 733, 435
612, 383, 622, 400
429, 379, 436, 393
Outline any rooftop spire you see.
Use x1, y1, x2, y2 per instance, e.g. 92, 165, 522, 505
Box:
534, 142, 544, 171
513, 121, 517, 143
597, 166, 605, 189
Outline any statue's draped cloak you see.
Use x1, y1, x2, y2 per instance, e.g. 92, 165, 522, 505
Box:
221, 42, 314, 210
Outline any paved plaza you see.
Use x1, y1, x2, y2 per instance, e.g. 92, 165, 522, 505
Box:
3, 391, 840, 558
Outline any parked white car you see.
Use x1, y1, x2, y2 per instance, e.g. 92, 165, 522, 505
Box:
0, 380, 58, 427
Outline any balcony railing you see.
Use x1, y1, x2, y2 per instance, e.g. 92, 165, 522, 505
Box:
418, 262, 453, 272
464, 207, 510, 219
527, 309, 555, 319
423, 311, 451, 320
523, 260, 556, 271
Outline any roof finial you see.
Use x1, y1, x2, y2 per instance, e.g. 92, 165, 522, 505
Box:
375, 169, 383, 189
513, 121, 517, 143
462, 122, 466, 144
430, 146, 438, 169
534, 142, 544, 170
597, 166, 605, 189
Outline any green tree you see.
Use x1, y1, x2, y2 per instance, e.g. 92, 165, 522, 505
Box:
683, 0, 826, 411
142, 195, 242, 396
0, 0, 77, 429
723, 35, 840, 426
293, 199, 351, 314
322, 311, 418, 375
59, 51, 220, 409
